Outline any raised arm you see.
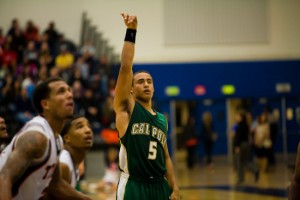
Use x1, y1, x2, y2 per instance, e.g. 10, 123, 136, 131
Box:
0, 132, 48, 200
113, 13, 138, 137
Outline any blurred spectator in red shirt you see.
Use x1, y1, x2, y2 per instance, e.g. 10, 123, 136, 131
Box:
24, 20, 39, 42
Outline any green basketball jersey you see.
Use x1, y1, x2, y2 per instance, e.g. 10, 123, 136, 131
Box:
119, 102, 167, 181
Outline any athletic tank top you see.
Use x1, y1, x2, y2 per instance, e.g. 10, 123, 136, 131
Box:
0, 116, 63, 200
119, 102, 167, 181
59, 149, 79, 188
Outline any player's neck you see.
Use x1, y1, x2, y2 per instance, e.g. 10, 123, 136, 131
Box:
65, 146, 85, 167
136, 99, 152, 109
137, 101, 156, 115
41, 113, 64, 137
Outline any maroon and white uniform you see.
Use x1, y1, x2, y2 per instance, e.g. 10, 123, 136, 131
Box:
0, 116, 63, 200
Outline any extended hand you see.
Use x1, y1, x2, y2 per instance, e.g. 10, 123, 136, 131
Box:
169, 188, 181, 200
121, 13, 137, 29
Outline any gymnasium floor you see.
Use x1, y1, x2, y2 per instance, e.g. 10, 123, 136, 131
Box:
83, 150, 293, 200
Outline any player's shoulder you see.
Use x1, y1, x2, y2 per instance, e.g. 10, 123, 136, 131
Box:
156, 110, 166, 119
23, 116, 51, 136
28, 116, 48, 127
16, 116, 51, 146
59, 149, 71, 161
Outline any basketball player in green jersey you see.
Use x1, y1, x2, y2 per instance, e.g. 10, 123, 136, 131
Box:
113, 13, 180, 200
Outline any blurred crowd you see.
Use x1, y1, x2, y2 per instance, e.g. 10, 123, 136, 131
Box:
0, 18, 119, 139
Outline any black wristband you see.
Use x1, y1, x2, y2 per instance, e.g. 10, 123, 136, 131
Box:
124, 28, 137, 43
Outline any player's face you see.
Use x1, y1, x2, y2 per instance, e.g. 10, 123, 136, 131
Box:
66, 117, 93, 149
132, 72, 154, 102
0, 117, 8, 139
47, 81, 74, 119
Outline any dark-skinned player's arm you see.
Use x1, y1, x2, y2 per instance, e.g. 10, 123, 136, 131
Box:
59, 162, 72, 184
0, 131, 48, 200
288, 142, 300, 200
47, 160, 91, 200
164, 141, 180, 200
113, 13, 137, 138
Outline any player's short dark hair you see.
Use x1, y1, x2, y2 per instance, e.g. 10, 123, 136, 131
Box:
60, 114, 85, 138
32, 77, 64, 114
133, 70, 151, 77
132, 70, 152, 85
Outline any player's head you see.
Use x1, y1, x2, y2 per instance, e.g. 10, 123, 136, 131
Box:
132, 70, 154, 103
32, 77, 74, 119
60, 115, 93, 150
0, 117, 8, 139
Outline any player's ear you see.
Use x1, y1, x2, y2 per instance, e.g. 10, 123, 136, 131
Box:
41, 99, 49, 110
64, 135, 71, 143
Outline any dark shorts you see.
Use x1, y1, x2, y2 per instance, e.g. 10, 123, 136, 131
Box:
117, 172, 171, 200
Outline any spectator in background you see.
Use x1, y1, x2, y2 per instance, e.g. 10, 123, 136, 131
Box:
55, 44, 74, 71
7, 19, 26, 64
37, 63, 48, 83
74, 56, 89, 82
264, 107, 279, 168
92, 55, 110, 97
38, 32, 52, 54
20, 63, 36, 88
200, 111, 216, 169
108, 78, 116, 97
81, 87, 101, 133
24, 20, 39, 42
55, 33, 77, 55
14, 87, 35, 125
1, 37, 17, 68
0, 73, 15, 114
253, 113, 271, 173
97, 146, 119, 198
233, 111, 259, 184
39, 41, 53, 67
0, 28, 5, 46
49, 66, 60, 77
23, 40, 39, 66
6, 19, 20, 37
69, 67, 88, 89
44, 21, 59, 51
80, 40, 96, 58
100, 123, 119, 146
0, 45, 2, 65
101, 96, 115, 128
0, 116, 9, 152
183, 116, 198, 169
72, 80, 84, 114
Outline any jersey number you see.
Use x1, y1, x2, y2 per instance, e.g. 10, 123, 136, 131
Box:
148, 141, 157, 160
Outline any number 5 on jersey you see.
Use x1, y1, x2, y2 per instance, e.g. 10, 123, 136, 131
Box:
148, 141, 157, 160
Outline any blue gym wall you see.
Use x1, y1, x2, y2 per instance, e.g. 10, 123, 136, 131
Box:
134, 60, 300, 100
